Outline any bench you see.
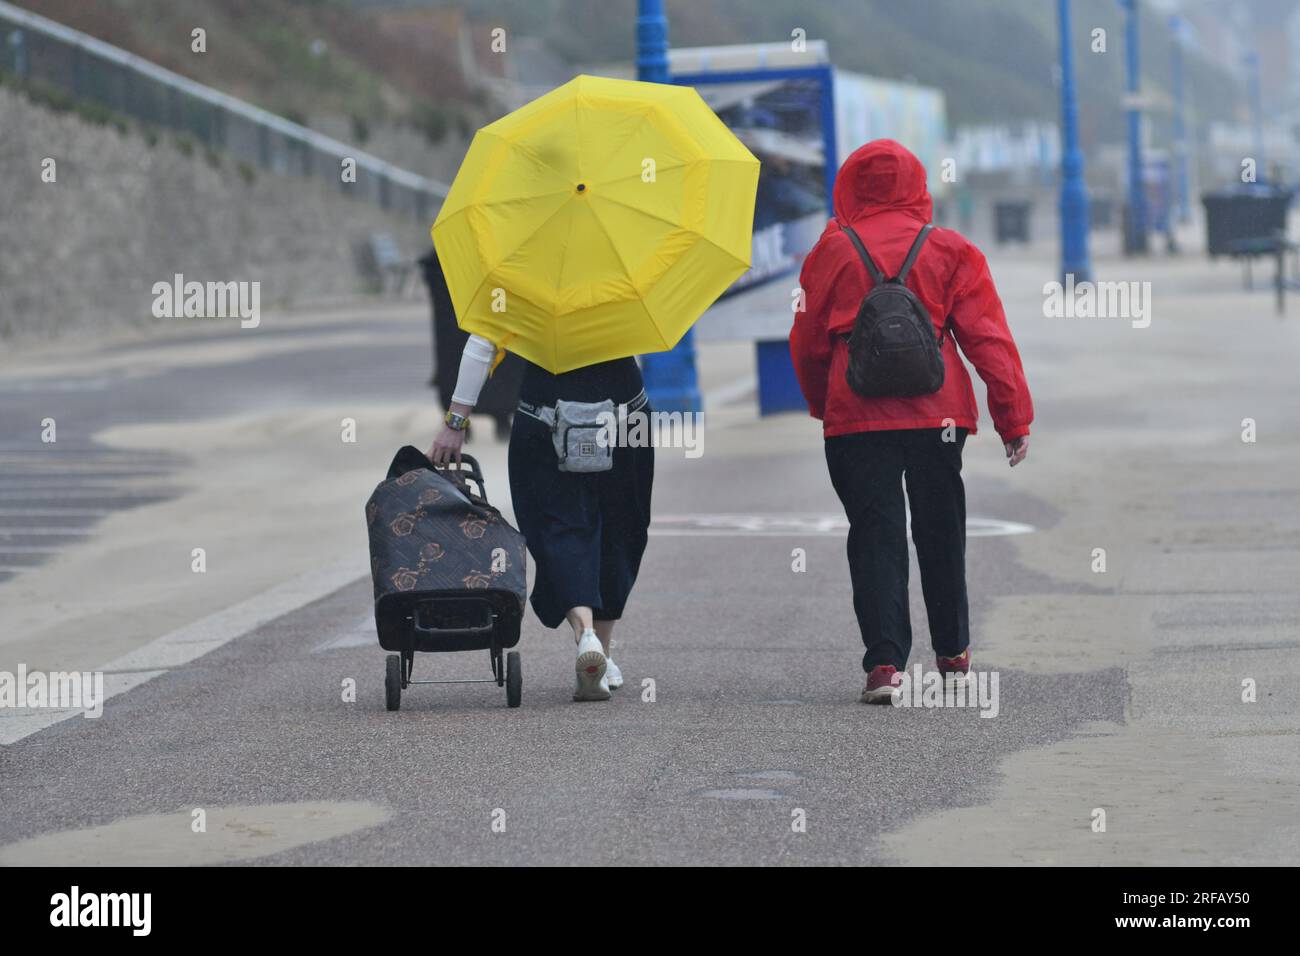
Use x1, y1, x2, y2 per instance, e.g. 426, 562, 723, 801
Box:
365, 232, 413, 295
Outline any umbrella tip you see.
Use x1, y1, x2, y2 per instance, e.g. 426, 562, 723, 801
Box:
576, 183, 586, 193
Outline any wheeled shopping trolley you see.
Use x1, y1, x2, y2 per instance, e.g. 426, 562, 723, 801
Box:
365, 448, 528, 711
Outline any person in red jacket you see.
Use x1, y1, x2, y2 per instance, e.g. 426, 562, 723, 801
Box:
790, 139, 1033, 703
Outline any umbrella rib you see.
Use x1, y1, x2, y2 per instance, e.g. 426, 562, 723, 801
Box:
585, 104, 662, 182
688, 231, 753, 271
588, 200, 668, 349
588, 160, 690, 189
584, 196, 637, 291
553, 183, 583, 370
590, 192, 702, 239
459, 187, 573, 212
475, 127, 563, 176
486, 193, 574, 287
451, 195, 574, 347
455, 128, 573, 210
582, 198, 670, 352
601, 192, 753, 268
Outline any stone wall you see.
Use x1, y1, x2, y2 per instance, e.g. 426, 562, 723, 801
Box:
0, 85, 434, 341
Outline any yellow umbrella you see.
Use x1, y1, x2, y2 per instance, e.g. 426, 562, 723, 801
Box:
431, 74, 759, 374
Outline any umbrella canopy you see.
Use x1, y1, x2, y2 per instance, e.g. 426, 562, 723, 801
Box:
431, 74, 759, 374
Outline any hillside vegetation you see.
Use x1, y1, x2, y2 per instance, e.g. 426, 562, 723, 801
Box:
14, 0, 1247, 147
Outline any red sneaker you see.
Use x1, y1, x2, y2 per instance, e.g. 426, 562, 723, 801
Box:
860, 665, 902, 704
936, 648, 971, 682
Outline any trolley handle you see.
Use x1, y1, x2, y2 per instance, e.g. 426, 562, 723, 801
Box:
411, 595, 496, 640
437, 453, 487, 502
412, 620, 496, 640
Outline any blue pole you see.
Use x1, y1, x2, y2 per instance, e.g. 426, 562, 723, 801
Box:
1057, 0, 1091, 282
7, 29, 27, 79
1121, 0, 1149, 254
1243, 51, 1264, 181
635, 0, 701, 414
1169, 15, 1191, 223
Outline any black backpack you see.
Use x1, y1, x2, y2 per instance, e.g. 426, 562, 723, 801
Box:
841, 223, 951, 398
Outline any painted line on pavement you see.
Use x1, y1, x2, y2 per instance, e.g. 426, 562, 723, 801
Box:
650, 513, 1035, 537
0, 554, 367, 745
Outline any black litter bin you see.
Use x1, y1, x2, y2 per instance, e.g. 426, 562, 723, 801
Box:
1202, 186, 1292, 259
994, 200, 1032, 244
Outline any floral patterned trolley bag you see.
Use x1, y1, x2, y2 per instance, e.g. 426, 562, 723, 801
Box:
365, 446, 528, 711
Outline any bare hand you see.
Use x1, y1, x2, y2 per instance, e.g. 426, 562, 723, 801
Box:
428, 425, 465, 468
1004, 435, 1029, 468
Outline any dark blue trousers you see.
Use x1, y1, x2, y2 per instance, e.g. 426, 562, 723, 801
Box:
507, 414, 654, 629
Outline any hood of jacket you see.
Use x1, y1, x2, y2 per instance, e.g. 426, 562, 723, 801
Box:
832, 138, 933, 227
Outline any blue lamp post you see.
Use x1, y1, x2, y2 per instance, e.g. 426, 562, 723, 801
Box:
636, 0, 702, 414
1243, 50, 1264, 181
1169, 14, 1191, 223
1057, 0, 1091, 282
1120, 0, 1149, 254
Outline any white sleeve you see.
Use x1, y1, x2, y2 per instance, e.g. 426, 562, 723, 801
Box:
449, 334, 498, 407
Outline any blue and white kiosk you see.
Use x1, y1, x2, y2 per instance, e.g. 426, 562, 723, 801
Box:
667, 42, 948, 415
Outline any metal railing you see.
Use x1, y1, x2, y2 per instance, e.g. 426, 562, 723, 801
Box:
0, 0, 448, 219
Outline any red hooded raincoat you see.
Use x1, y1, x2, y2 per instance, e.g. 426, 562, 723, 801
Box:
789, 139, 1033, 442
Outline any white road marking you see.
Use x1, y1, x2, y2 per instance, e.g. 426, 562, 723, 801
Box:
0, 478, 156, 485
0, 378, 114, 392
650, 513, 1035, 537
313, 613, 377, 652
0, 492, 165, 500
0, 555, 366, 745
0, 529, 91, 536
0, 460, 173, 470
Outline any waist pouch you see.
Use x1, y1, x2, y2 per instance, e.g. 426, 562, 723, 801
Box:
519, 390, 647, 473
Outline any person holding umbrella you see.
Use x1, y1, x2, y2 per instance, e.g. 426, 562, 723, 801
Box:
428, 76, 758, 702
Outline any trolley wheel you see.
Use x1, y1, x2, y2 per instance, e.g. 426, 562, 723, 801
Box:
385, 654, 402, 712
506, 651, 522, 708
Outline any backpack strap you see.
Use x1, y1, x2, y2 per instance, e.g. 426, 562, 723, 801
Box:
895, 223, 933, 282
840, 224, 887, 285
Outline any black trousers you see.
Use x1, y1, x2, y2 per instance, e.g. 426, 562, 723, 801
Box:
824, 427, 969, 672
508, 413, 654, 629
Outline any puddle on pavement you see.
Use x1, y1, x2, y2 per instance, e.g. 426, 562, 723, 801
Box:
736, 770, 804, 781
694, 787, 784, 801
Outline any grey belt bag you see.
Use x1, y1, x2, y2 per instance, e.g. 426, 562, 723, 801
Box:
548, 399, 615, 473
517, 389, 648, 474
518, 399, 614, 473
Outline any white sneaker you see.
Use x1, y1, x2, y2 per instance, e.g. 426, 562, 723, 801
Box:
573, 629, 610, 701
605, 657, 624, 690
